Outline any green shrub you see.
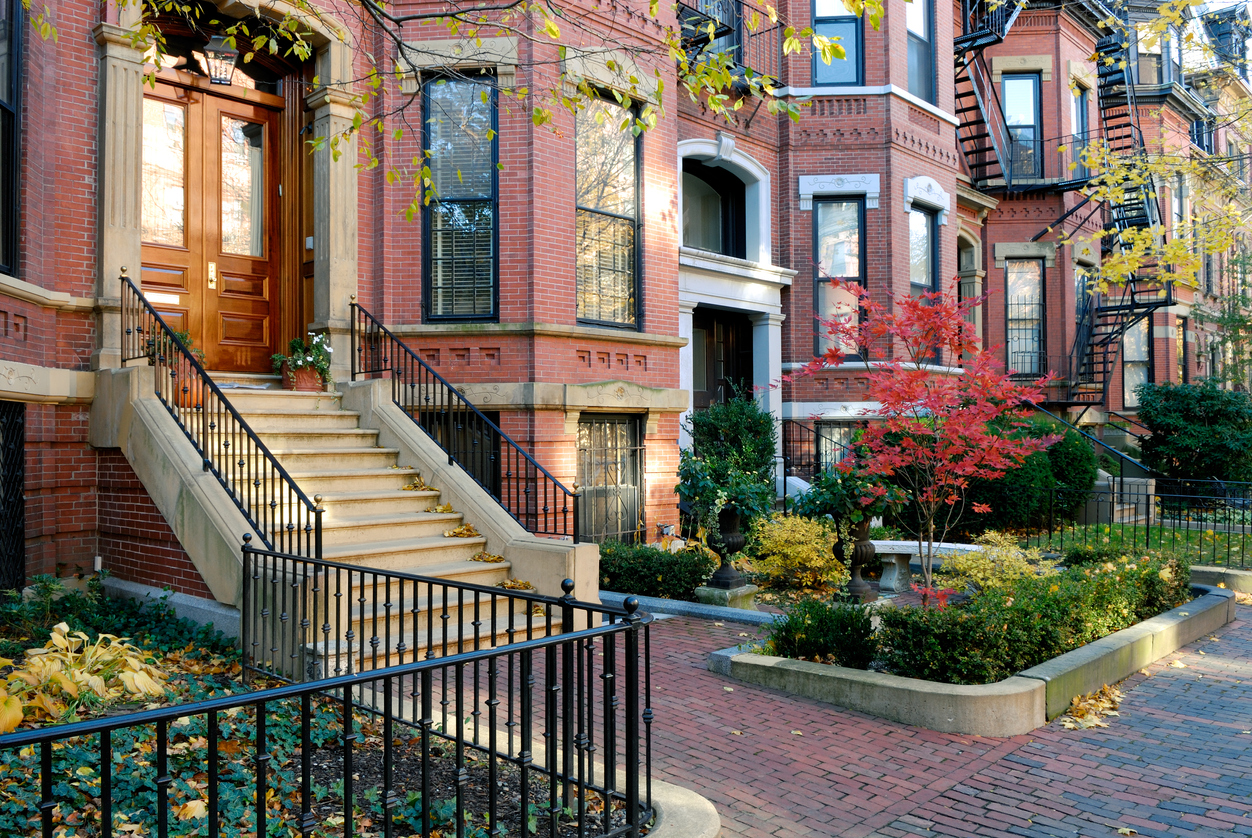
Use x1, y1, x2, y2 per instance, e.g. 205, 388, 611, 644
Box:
1046, 423, 1099, 518
935, 531, 1057, 593
678, 390, 779, 533
748, 515, 849, 590
1063, 543, 1121, 566
598, 540, 717, 601
765, 597, 876, 669
1138, 380, 1252, 482
877, 550, 1191, 684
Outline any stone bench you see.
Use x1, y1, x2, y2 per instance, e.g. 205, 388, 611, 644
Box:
871, 540, 983, 593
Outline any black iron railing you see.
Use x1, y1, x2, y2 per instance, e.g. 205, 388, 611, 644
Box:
1, 591, 654, 838
242, 540, 633, 683
120, 273, 322, 557
677, 0, 782, 81
350, 301, 579, 542
781, 419, 858, 506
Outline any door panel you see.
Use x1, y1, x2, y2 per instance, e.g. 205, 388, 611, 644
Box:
140, 81, 280, 371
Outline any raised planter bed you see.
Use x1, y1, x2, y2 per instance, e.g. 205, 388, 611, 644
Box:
708, 584, 1236, 736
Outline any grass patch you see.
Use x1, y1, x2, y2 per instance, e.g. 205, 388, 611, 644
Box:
1027, 522, 1252, 567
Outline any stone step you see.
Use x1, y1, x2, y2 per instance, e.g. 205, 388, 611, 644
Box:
315, 489, 443, 519
233, 408, 364, 431
280, 511, 466, 546
253, 428, 381, 448
286, 467, 420, 494
323, 534, 489, 572
223, 389, 341, 412
269, 447, 401, 471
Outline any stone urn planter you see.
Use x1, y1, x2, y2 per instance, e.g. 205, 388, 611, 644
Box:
836, 518, 877, 603
280, 363, 324, 392
695, 508, 759, 610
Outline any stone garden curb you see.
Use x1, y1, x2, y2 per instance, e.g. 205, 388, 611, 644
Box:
706, 584, 1235, 737
599, 590, 781, 626
1191, 564, 1252, 593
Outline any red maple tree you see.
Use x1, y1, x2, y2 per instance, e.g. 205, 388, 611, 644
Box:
791, 280, 1059, 601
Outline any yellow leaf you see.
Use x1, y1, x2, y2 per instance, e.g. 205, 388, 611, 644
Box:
1170, 660, 1187, 668
1117, 829, 1137, 836
176, 799, 208, 820
0, 696, 22, 733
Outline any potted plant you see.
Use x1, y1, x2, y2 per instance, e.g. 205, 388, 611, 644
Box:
677, 450, 775, 588
146, 330, 206, 408
790, 466, 906, 601
272, 333, 333, 391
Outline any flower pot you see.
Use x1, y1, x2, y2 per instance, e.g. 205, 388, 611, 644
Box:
281, 362, 324, 392
836, 517, 877, 603
707, 508, 746, 589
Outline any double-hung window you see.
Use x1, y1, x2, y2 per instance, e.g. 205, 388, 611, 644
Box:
813, 199, 864, 356
906, 0, 934, 104
1003, 74, 1042, 179
1071, 86, 1090, 178
908, 208, 937, 297
0, 0, 20, 276
1123, 318, 1151, 408
424, 77, 497, 320
813, 0, 862, 86
1006, 259, 1044, 376
576, 99, 640, 328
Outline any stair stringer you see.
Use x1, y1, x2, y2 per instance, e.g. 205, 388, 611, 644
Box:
89, 366, 262, 613
338, 379, 601, 613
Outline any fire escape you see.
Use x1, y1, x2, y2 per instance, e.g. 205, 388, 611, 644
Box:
954, 4, 1174, 408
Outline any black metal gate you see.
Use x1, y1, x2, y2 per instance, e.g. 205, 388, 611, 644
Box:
576, 414, 646, 544
0, 401, 23, 592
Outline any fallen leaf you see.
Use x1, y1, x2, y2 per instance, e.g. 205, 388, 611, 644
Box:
1210, 636, 1220, 641
731, 730, 743, 735
738, 633, 750, 637
1199, 650, 1206, 655
1171, 661, 1187, 669
723, 686, 733, 692
714, 622, 724, 627
791, 730, 803, 736
176, 800, 207, 820
1117, 828, 1137, 836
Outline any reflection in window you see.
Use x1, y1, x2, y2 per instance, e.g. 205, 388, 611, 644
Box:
681, 159, 745, 258
142, 99, 187, 248
909, 209, 935, 297
814, 199, 862, 356
1123, 317, 1150, 407
813, 0, 861, 85
577, 414, 645, 544
1003, 74, 1041, 179
906, 0, 934, 103
425, 78, 496, 319
576, 100, 638, 326
816, 421, 855, 469
1006, 259, 1044, 376
220, 117, 265, 257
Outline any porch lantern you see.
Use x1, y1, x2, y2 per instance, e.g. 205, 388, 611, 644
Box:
203, 35, 239, 85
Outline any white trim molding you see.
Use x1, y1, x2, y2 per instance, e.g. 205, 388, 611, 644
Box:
679, 134, 773, 264
797, 173, 880, 212
903, 176, 952, 225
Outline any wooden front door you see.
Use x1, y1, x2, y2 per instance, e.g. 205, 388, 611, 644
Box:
691, 309, 754, 409
141, 80, 281, 371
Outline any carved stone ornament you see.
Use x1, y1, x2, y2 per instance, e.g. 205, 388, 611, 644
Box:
798, 174, 881, 211
903, 175, 952, 225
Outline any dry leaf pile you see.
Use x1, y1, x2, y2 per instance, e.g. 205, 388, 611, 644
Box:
444, 523, 481, 538
497, 579, 536, 591
1059, 684, 1123, 730
471, 550, 506, 563
433, 502, 455, 514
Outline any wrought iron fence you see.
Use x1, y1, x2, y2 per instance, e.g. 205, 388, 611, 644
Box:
350, 301, 579, 541
119, 272, 322, 558
576, 414, 646, 545
1, 592, 655, 838
243, 540, 630, 683
780, 419, 859, 505
0, 399, 23, 592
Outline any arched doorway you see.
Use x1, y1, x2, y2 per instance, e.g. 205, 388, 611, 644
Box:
138, 15, 310, 371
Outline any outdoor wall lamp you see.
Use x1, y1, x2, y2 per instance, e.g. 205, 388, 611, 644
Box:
203, 36, 239, 85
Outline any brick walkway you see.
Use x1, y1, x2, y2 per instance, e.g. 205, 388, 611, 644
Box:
645, 607, 1252, 837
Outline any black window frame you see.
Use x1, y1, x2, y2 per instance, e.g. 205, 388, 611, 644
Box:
906, 0, 935, 104
812, 0, 863, 86
812, 196, 866, 358
575, 96, 643, 331
0, 0, 22, 277
681, 158, 746, 259
908, 206, 938, 297
1191, 118, 1215, 154
1003, 72, 1043, 179
421, 74, 500, 322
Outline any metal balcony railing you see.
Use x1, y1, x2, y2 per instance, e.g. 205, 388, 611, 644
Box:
677, 0, 782, 81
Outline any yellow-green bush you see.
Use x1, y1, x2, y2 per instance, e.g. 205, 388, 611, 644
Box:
749, 515, 850, 590
935, 531, 1058, 593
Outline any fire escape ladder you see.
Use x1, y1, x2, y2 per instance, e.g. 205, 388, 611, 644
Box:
1066, 279, 1176, 405
953, 0, 1024, 188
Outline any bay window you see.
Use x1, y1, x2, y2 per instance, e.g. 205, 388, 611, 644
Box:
576, 99, 640, 327
813, 0, 862, 86
906, 0, 934, 103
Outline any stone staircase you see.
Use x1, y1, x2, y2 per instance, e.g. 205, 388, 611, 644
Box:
219, 381, 549, 671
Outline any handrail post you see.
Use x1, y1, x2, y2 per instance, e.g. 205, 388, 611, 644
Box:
624, 597, 641, 838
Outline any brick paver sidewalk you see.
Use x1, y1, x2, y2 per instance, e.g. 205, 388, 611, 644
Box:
646, 607, 1252, 837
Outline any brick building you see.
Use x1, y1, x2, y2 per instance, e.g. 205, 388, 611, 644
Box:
0, 0, 1249, 618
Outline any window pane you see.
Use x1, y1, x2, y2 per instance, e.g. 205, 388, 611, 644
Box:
0, 2, 10, 106
576, 210, 636, 325
142, 99, 187, 248
814, 21, 858, 84
909, 209, 933, 294
427, 79, 493, 200
576, 100, 636, 218
682, 172, 723, 252
430, 201, 494, 317
1007, 259, 1044, 374
906, 0, 927, 37
1123, 317, 1149, 362
816, 201, 860, 279
220, 116, 265, 257
816, 275, 860, 356
815, 0, 852, 16
577, 415, 644, 544
907, 35, 932, 101
1003, 77, 1038, 126
0, 109, 11, 270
